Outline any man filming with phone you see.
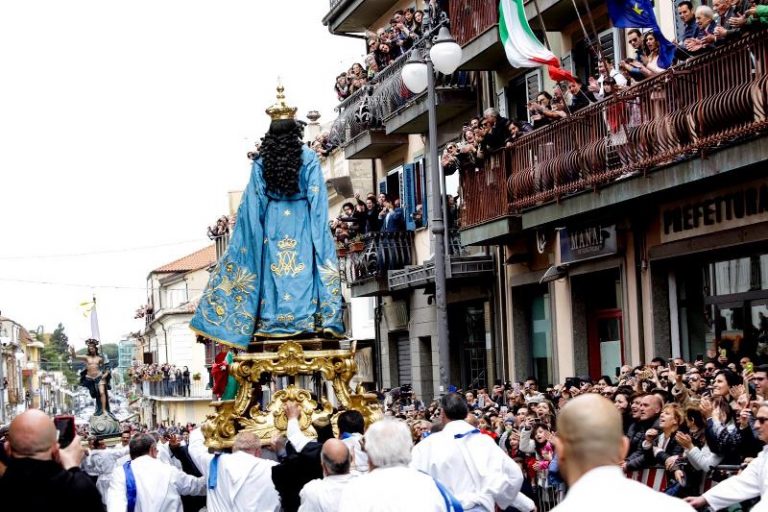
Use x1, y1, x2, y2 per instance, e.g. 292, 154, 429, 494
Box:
0, 409, 104, 511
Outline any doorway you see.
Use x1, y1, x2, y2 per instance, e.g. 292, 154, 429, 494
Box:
588, 309, 624, 379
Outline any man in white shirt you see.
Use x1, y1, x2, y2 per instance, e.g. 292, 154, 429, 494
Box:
107, 433, 206, 512
338, 419, 450, 512
299, 439, 355, 511
411, 392, 525, 512
550, 394, 693, 511
187, 428, 280, 512
588, 59, 628, 101
337, 409, 369, 474
686, 403, 768, 510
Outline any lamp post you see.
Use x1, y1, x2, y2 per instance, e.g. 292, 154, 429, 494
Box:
401, 25, 462, 396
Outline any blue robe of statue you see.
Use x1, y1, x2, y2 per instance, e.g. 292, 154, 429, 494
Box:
190, 146, 344, 349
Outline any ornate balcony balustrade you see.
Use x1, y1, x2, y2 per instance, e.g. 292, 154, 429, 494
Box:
460, 30, 768, 229
342, 231, 415, 286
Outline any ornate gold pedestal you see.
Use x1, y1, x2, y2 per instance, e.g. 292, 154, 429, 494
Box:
202, 339, 382, 450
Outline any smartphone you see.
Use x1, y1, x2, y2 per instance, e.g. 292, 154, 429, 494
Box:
564, 377, 581, 390
676, 365, 687, 375
615, 366, 621, 378
53, 414, 76, 448
500, 406, 509, 414
696, 354, 704, 362
746, 362, 754, 373
720, 348, 728, 358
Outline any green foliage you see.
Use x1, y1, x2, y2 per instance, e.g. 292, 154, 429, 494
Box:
39, 323, 78, 386
50, 323, 69, 354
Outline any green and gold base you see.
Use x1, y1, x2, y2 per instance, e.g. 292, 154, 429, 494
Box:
202, 339, 381, 450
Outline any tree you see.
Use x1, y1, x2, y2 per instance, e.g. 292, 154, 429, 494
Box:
49, 323, 69, 355
39, 324, 78, 386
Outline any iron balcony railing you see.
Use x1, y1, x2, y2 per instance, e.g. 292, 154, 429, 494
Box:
140, 378, 210, 399
344, 231, 415, 285
460, 29, 768, 228
449, 0, 499, 46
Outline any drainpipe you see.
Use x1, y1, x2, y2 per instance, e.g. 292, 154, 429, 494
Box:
159, 322, 169, 365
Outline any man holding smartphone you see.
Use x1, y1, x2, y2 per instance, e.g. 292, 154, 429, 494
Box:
0, 409, 104, 511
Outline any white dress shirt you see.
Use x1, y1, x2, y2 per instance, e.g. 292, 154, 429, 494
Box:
106, 454, 206, 512
411, 419, 523, 512
341, 433, 369, 473
703, 446, 768, 511
299, 473, 356, 512
337, 466, 446, 512
186, 428, 280, 512
551, 465, 694, 512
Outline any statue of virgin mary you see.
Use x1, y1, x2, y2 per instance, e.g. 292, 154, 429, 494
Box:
190, 85, 344, 349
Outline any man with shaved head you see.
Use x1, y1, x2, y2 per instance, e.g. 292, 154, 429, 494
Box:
0, 409, 104, 510
551, 394, 694, 511
299, 438, 355, 511
187, 428, 280, 511
624, 393, 663, 471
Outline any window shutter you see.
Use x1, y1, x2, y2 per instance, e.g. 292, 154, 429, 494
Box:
402, 163, 416, 231
419, 159, 428, 227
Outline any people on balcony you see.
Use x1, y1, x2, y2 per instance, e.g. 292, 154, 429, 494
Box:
684, 6, 718, 54
335, 74, 350, 101
529, 92, 563, 129
589, 59, 628, 101
620, 29, 647, 81
481, 108, 511, 151
380, 197, 406, 232
566, 78, 596, 112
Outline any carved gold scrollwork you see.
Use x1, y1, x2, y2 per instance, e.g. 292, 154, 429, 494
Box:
203, 340, 383, 449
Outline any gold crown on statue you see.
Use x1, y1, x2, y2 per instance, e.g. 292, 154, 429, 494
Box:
277, 235, 298, 250
265, 82, 297, 121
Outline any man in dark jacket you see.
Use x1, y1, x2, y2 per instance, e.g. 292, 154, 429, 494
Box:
481, 108, 510, 151
623, 394, 662, 471
0, 409, 104, 511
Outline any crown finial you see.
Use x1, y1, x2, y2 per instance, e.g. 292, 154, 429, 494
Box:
266, 81, 297, 121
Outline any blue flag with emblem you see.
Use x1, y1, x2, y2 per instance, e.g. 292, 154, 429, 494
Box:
606, 0, 677, 68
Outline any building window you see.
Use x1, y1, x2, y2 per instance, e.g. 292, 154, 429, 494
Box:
531, 293, 554, 386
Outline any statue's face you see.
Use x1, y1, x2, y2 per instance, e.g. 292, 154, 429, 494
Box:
88, 344, 97, 355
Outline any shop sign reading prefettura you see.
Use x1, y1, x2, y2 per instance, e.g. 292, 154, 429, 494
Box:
660, 179, 768, 243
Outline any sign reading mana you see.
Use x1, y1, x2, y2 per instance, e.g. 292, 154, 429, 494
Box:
560, 224, 618, 264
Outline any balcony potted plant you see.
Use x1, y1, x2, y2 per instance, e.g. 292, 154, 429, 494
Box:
348, 234, 365, 253
336, 240, 348, 258
192, 372, 202, 381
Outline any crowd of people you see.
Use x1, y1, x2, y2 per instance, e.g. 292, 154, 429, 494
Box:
377, 353, 768, 510
440, 2, 768, 173
330, 190, 461, 249
333, 7, 425, 101
128, 361, 193, 398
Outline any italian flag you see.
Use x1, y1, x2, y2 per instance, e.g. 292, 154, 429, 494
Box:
499, 0, 575, 82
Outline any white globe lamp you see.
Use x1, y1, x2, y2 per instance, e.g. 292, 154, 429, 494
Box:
430, 27, 462, 75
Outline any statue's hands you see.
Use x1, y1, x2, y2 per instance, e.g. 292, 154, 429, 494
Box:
284, 401, 300, 421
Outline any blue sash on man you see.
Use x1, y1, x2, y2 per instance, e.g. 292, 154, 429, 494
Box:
123, 461, 137, 512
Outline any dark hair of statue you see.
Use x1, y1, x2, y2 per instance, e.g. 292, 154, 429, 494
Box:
259, 119, 303, 196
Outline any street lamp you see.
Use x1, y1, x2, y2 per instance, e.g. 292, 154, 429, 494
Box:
401, 23, 462, 396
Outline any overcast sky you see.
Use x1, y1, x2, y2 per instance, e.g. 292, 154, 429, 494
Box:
0, 1, 364, 348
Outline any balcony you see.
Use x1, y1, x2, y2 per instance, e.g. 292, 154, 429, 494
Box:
139, 379, 211, 401
452, 0, 508, 71
388, 230, 495, 290
342, 231, 414, 298
330, 51, 474, 155
322, 0, 396, 35
460, 30, 768, 241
